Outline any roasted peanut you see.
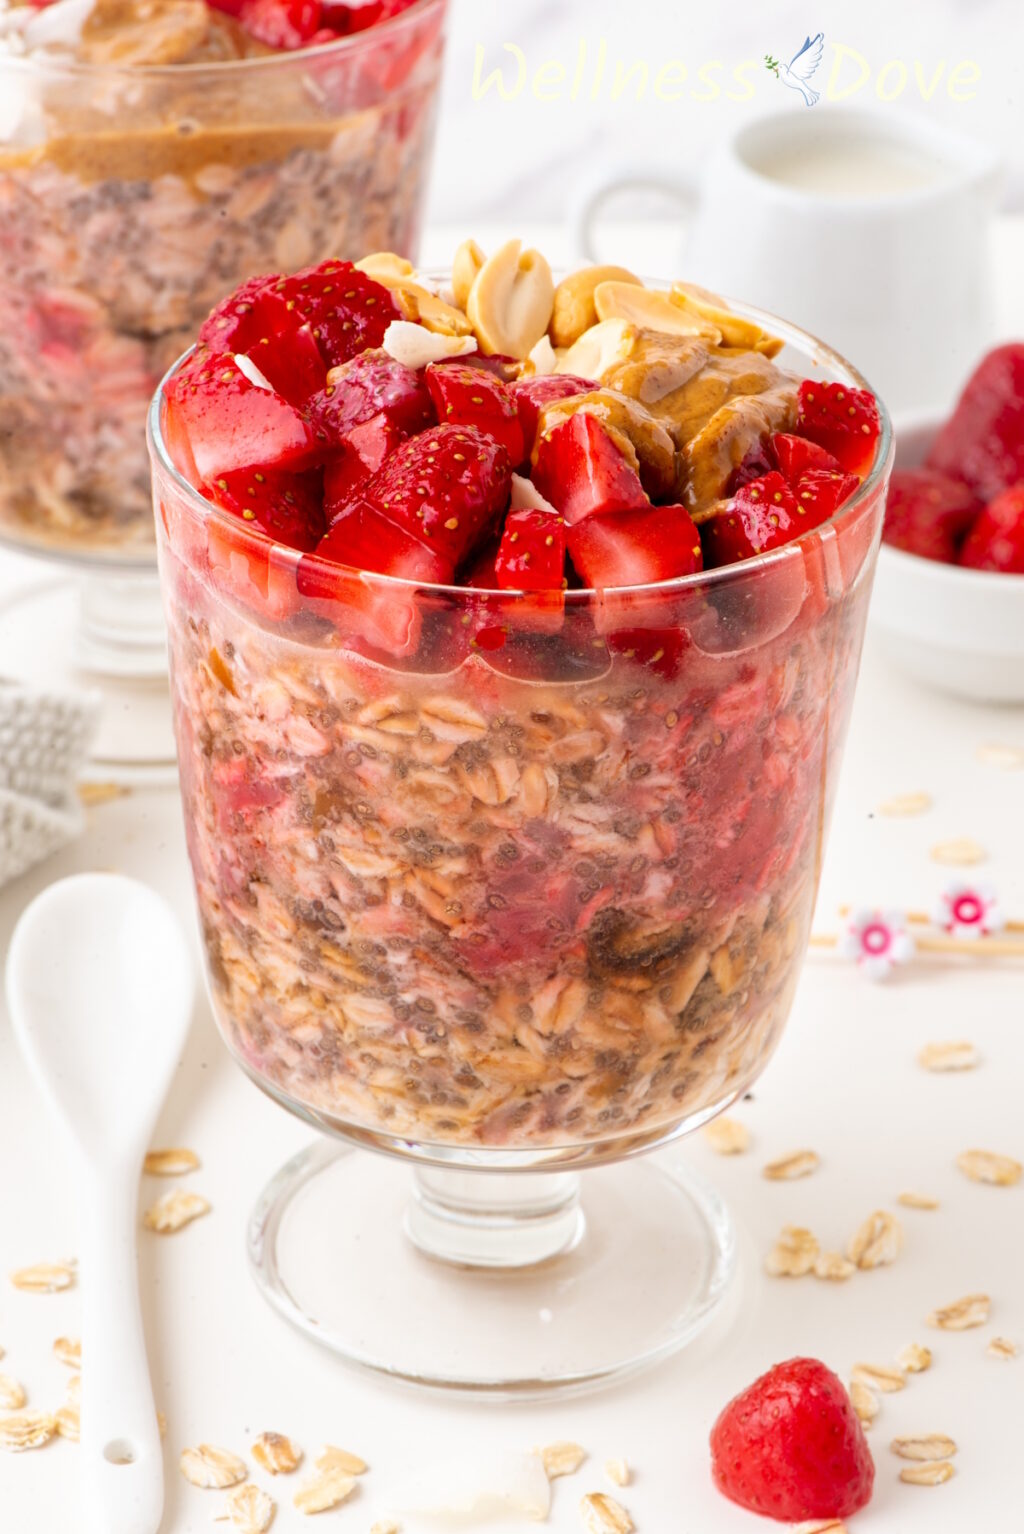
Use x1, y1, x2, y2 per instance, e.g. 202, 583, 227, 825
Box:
467, 239, 555, 358
550, 265, 643, 348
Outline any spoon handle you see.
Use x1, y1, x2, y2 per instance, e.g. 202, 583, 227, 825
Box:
81, 1165, 164, 1534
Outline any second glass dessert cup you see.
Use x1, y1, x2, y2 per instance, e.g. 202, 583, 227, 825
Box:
151, 308, 892, 1395
0, 0, 448, 779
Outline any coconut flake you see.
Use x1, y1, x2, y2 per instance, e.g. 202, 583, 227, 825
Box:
382, 321, 477, 371
234, 354, 275, 393
510, 474, 560, 517
526, 335, 558, 377
392, 1450, 550, 1525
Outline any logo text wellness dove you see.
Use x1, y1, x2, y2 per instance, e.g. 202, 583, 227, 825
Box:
470, 41, 981, 105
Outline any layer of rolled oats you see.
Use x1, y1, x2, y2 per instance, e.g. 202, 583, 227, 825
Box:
163, 552, 871, 1149
0, 2, 446, 554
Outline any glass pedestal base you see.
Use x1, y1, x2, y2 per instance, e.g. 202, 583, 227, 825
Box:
248, 1140, 736, 1398
0, 576, 176, 784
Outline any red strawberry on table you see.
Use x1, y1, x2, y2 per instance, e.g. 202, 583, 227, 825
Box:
883, 467, 981, 563
165, 347, 325, 485
426, 362, 525, 466
927, 343, 1024, 501
568, 502, 702, 588
796, 379, 881, 478
959, 483, 1024, 573
208, 466, 324, 551
710, 1357, 875, 1523
771, 431, 842, 482
494, 507, 566, 590
532, 413, 649, 525
276, 261, 398, 369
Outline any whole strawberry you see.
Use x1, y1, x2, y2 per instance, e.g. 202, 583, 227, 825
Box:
710, 1357, 875, 1523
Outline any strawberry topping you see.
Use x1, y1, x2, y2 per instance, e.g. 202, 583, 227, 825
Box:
512, 373, 596, 456
771, 431, 842, 482
710, 1357, 875, 1522
796, 380, 881, 478
309, 348, 434, 447
208, 466, 324, 551
568, 502, 703, 588
494, 508, 566, 590
426, 362, 525, 466
275, 262, 399, 369
533, 413, 649, 526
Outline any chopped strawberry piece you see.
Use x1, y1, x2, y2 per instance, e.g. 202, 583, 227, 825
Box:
927, 344, 1024, 501
726, 441, 777, 495
200, 270, 328, 406
700, 467, 854, 569
359, 423, 512, 574
494, 508, 565, 590
320, 0, 418, 32
883, 467, 981, 563
796, 380, 881, 478
792, 467, 860, 522
276, 261, 399, 369
208, 466, 324, 551
323, 416, 406, 516
710, 1357, 875, 1522
426, 362, 525, 466
298, 502, 445, 656
568, 502, 703, 588
206, 520, 303, 624
309, 348, 433, 446
771, 431, 842, 482
532, 412, 648, 526
959, 483, 1024, 573
237, 0, 323, 50
512, 374, 596, 456
606, 626, 690, 678
165, 347, 325, 485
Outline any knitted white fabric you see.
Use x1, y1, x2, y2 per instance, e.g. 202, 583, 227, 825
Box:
0, 680, 99, 888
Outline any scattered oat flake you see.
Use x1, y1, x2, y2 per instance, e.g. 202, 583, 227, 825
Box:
898, 1191, 939, 1211
987, 1336, 1018, 1360
370, 1523, 400, 1534
293, 1468, 356, 1514
763, 1149, 820, 1181
252, 1431, 302, 1475
976, 742, 1024, 770
0, 1411, 56, 1451
580, 1491, 634, 1533
930, 838, 986, 867
224, 1483, 275, 1533
316, 1445, 367, 1476
900, 1461, 955, 1486
918, 1040, 978, 1072
847, 1209, 902, 1269
10, 1261, 75, 1293
180, 1444, 247, 1489
765, 1226, 819, 1277
143, 1188, 210, 1233
878, 791, 931, 817
813, 1250, 855, 1282
65, 1374, 80, 1405
143, 1147, 201, 1176
928, 1293, 990, 1331
896, 1343, 932, 1374
703, 1117, 749, 1155
849, 1382, 879, 1425
890, 1434, 957, 1462
55, 1404, 79, 1442
793, 1523, 847, 1534
956, 1148, 1022, 1187
851, 1363, 905, 1394
541, 1441, 587, 1479
53, 1337, 81, 1368
604, 1459, 630, 1488
0, 1376, 25, 1410
78, 780, 130, 807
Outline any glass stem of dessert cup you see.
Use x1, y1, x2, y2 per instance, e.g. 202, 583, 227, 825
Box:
406, 1166, 585, 1267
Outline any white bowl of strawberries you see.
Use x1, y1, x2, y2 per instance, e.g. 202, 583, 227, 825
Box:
871, 344, 1024, 703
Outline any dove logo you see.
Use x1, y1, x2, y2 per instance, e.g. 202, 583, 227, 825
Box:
765, 33, 825, 106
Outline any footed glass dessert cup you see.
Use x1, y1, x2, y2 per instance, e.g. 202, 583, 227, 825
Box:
0, 0, 447, 778
151, 301, 892, 1395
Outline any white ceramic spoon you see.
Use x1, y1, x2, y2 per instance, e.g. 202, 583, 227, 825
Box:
6, 873, 194, 1534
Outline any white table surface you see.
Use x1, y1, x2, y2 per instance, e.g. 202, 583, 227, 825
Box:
1, 221, 1023, 1533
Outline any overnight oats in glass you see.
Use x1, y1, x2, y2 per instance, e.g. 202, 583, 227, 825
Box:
0, 0, 448, 559
151, 242, 892, 1391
